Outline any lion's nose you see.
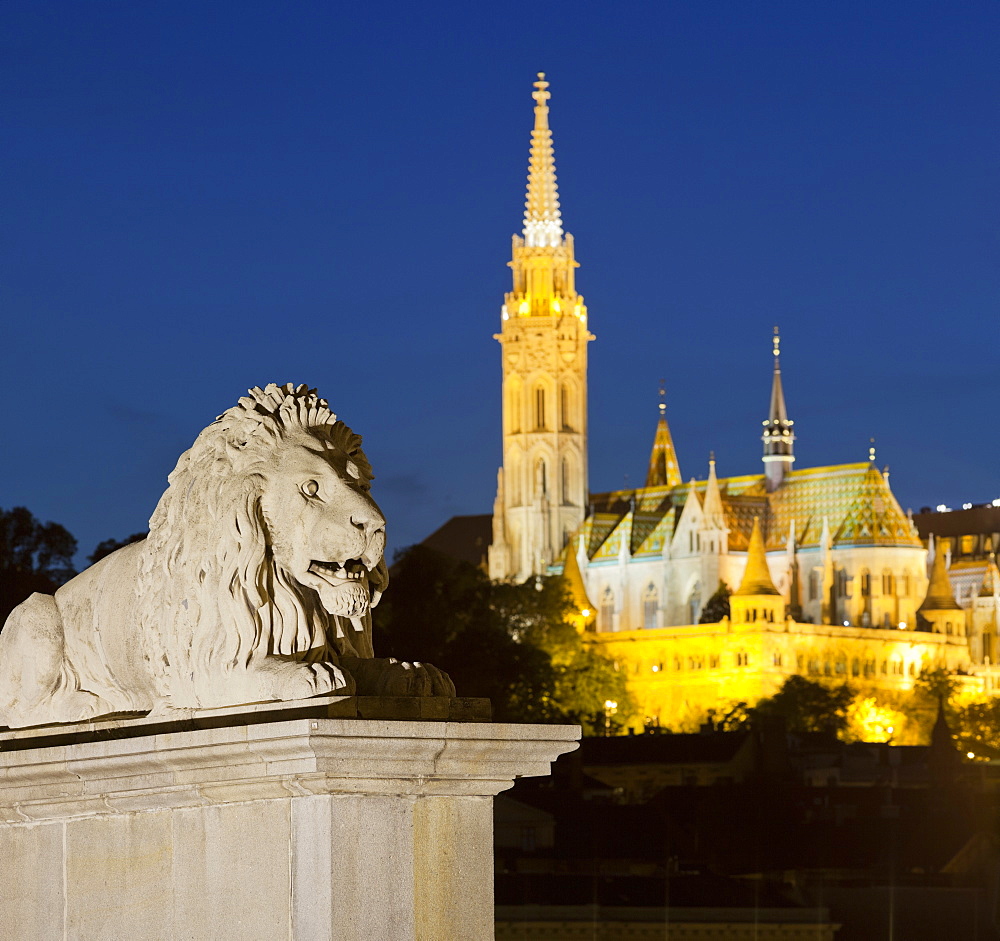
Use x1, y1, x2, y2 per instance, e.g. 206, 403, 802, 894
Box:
350, 510, 386, 541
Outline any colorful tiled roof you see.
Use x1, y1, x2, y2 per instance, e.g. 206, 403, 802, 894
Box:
585, 461, 921, 560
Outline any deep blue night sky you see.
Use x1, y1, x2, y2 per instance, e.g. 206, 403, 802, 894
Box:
3, 1, 997, 565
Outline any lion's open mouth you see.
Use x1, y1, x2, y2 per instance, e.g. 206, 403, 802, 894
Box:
308, 559, 367, 582
306, 559, 372, 617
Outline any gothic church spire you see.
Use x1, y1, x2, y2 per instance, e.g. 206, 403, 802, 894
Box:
762, 326, 795, 491
523, 73, 563, 248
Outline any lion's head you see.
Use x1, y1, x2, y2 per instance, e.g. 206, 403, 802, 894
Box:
136, 383, 388, 703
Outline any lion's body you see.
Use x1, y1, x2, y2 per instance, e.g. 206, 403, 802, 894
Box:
0, 384, 452, 729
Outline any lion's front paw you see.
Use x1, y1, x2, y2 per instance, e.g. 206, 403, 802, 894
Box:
266, 661, 355, 701
340, 657, 455, 697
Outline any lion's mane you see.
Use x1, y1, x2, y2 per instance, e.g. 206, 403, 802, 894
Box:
135, 383, 375, 705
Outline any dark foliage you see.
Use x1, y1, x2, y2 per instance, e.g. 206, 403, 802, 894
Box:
0, 506, 77, 622
698, 580, 731, 623
373, 545, 631, 730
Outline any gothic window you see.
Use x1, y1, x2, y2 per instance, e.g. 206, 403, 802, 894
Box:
900, 573, 911, 596
535, 386, 546, 430
882, 571, 894, 595
535, 458, 547, 496
643, 584, 658, 630
808, 570, 820, 601
600, 588, 615, 633
773, 652, 783, 667
688, 583, 702, 624
561, 457, 572, 505
508, 382, 521, 434
509, 454, 522, 506
851, 658, 860, 676
560, 383, 572, 430
860, 571, 871, 597
735, 651, 749, 667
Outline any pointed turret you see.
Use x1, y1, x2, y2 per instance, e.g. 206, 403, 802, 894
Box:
978, 553, 1000, 598
734, 517, 780, 597
922, 547, 961, 611
645, 386, 682, 488
523, 73, 563, 248
702, 453, 724, 526
918, 547, 967, 636
560, 537, 596, 630
730, 517, 783, 624
762, 327, 795, 491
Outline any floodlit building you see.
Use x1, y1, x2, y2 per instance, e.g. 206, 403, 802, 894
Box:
468, 75, 999, 727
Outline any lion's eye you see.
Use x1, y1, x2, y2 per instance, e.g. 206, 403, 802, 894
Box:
301, 480, 319, 498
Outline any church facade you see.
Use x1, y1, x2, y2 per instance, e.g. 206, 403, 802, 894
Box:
485, 76, 1000, 729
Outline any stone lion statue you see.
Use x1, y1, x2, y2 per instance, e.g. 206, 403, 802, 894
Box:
0, 383, 454, 728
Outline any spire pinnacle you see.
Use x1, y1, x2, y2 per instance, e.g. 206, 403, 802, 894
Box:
762, 326, 795, 491
868, 437, 876, 463
645, 383, 682, 488
523, 72, 563, 248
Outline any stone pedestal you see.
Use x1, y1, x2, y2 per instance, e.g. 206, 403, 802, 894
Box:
0, 698, 580, 940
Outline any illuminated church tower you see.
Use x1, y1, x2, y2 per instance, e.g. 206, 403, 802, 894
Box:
488, 74, 592, 581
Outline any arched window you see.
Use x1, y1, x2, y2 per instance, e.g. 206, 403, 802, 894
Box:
882, 570, 894, 595
600, 588, 615, 633
535, 458, 547, 497
509, 454, 522, 506
688, 583, 702, 624
507, 381, 521, 434
860, 571, 871, 597
561, 457, 572, 505
535, 386, 546, 430
560, 383, 572, 430
643, 584, 658, 630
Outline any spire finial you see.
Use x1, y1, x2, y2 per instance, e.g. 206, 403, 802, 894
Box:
658, 379, 666, 417
709, 450, 716, 466
869, 437, 876, 463
772, 325, 781, 361
523, 72, 563, 247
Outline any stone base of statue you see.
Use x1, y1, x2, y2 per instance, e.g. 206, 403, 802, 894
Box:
0, 696, 580, 941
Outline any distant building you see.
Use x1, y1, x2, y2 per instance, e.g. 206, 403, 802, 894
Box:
437, 74, 1000, 728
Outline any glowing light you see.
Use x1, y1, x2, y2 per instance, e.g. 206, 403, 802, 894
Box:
962, 503, 973, 510
604, 700, 618, 711
519, 301, 529, 315
580, 608, 590, 618
843, 620, 850, 627
552, 299, 561, 312
992, 498, 1000, 507
845, 697, 903, 743
936, 504, 951, 513
651, 665, 659, 672
501, 305, 509, 320
967, 751, 976, 759
898, 622, 907, 630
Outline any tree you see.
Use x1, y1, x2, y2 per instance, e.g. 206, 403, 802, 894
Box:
89, 532, 147, 565
914, 666, 960, 707
698, 580, 731, 623
753, 675, 852, 736
373, 545, 632, 732
0, 507, 77, 623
